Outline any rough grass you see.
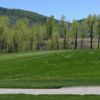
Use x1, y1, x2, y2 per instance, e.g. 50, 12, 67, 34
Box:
0, 50, 100, 88
0, 95, 100, 100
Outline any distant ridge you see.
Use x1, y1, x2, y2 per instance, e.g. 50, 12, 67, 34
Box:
0, 7, 49, 25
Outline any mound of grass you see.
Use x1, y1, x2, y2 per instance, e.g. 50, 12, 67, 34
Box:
0, 50, 100, 88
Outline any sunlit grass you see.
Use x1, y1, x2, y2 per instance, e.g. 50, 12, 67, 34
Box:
0, 50, 100, 88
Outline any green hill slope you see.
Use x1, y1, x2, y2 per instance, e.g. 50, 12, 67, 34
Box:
0, 50, 100, 88
0, 7, 49, 25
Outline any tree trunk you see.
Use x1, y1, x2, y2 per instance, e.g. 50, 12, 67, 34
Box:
56, 37, 59, 50
98, 34, 100, 49
64, 29, 67, 49
74, 33, 78, 49
4, 42, 7, 53
81, 34, 84, 49
36, 34, 40, 50
50, 35, 53, 50
90, 26, 93, 49
30, 38, 33, 50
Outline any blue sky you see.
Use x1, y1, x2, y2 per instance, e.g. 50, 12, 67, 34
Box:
0, 0, 100, 21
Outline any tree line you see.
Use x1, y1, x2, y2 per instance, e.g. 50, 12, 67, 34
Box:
0, 15, 100, 53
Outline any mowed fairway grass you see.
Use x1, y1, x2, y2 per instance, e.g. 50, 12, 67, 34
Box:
0, 50, 100, 88
0, 95, 100, 100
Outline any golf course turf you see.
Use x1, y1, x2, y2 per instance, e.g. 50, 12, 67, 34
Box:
0, 95, 100, 100
0, 50, 100, 88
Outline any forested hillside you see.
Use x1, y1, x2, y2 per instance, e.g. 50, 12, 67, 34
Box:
0, 7, 100, 53
0, 7, 49, 25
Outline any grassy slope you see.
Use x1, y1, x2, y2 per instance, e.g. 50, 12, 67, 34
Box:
0, 50, 100, 88
0, 95, 100, 100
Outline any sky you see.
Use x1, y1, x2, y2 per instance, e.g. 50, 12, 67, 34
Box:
0, 0, 100, 21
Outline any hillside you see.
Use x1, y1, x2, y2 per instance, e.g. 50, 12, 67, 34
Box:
0, 50, 100, 88
0, 7, 49, 25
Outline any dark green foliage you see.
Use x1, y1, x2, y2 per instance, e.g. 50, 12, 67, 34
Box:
0, 95, 99, 100
0, 7, 48, 26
